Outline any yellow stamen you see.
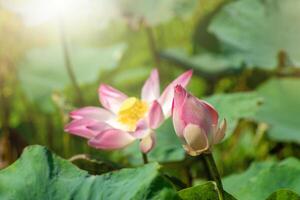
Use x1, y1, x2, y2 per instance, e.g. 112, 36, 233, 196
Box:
118, 97, 148, 131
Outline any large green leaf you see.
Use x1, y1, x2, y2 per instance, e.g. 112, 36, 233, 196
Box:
0, 145, 179, 200
160, 48, 243, 76
178, 181, 237, 200
255, 78, 300, 143
205, 92, 262, 139
223, 158, 300, 200
18, 44, 126, 111
209, 0, 300, 68
124, 119, 185, 164
266, 189, 300, 200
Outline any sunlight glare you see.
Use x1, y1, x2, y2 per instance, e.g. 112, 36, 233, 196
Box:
1, 0, 92, 26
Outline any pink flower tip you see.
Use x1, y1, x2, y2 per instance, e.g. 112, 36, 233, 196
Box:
174, 84, 184, 93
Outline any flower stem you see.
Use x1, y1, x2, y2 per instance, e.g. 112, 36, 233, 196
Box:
145, 26, 161, 68
203, 153, 225, 200
58, 17, 84, 106
141, 152, 148, 164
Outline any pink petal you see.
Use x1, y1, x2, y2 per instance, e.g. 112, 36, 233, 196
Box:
172, 110, 186, 138
88, 129, 135, 150
172, 86, 188, 138
148, 100, 164, 129
183, 124, 209, 156
159, 70, 193, 117
64, 119, 100, 139
181, 94, 217, 135
173, 85, 187, 110
98, 84, 128, 114
139, 131, 156, 153
213, 119, 226, 144
132, 120, 149, 139
87, 121, 112, 132
141, 69, 160, 102
199, 100, 219, 125
70, 106, 114, 121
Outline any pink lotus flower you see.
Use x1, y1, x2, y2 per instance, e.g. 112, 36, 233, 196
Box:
65, 69, 193, 153
172, 85, 226, 156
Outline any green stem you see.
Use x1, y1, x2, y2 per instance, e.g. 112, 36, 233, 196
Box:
145, 26, 161, 68
203, 153, 225, 200
141, 152, 148, 164
58, 17, 84, 105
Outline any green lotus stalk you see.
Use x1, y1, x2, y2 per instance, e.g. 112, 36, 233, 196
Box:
203, 153, 225, 200
58, 17, 84, 105
142, 152, 149, 164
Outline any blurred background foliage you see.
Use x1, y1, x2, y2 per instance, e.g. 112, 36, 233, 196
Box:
0, 0, 299, 191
